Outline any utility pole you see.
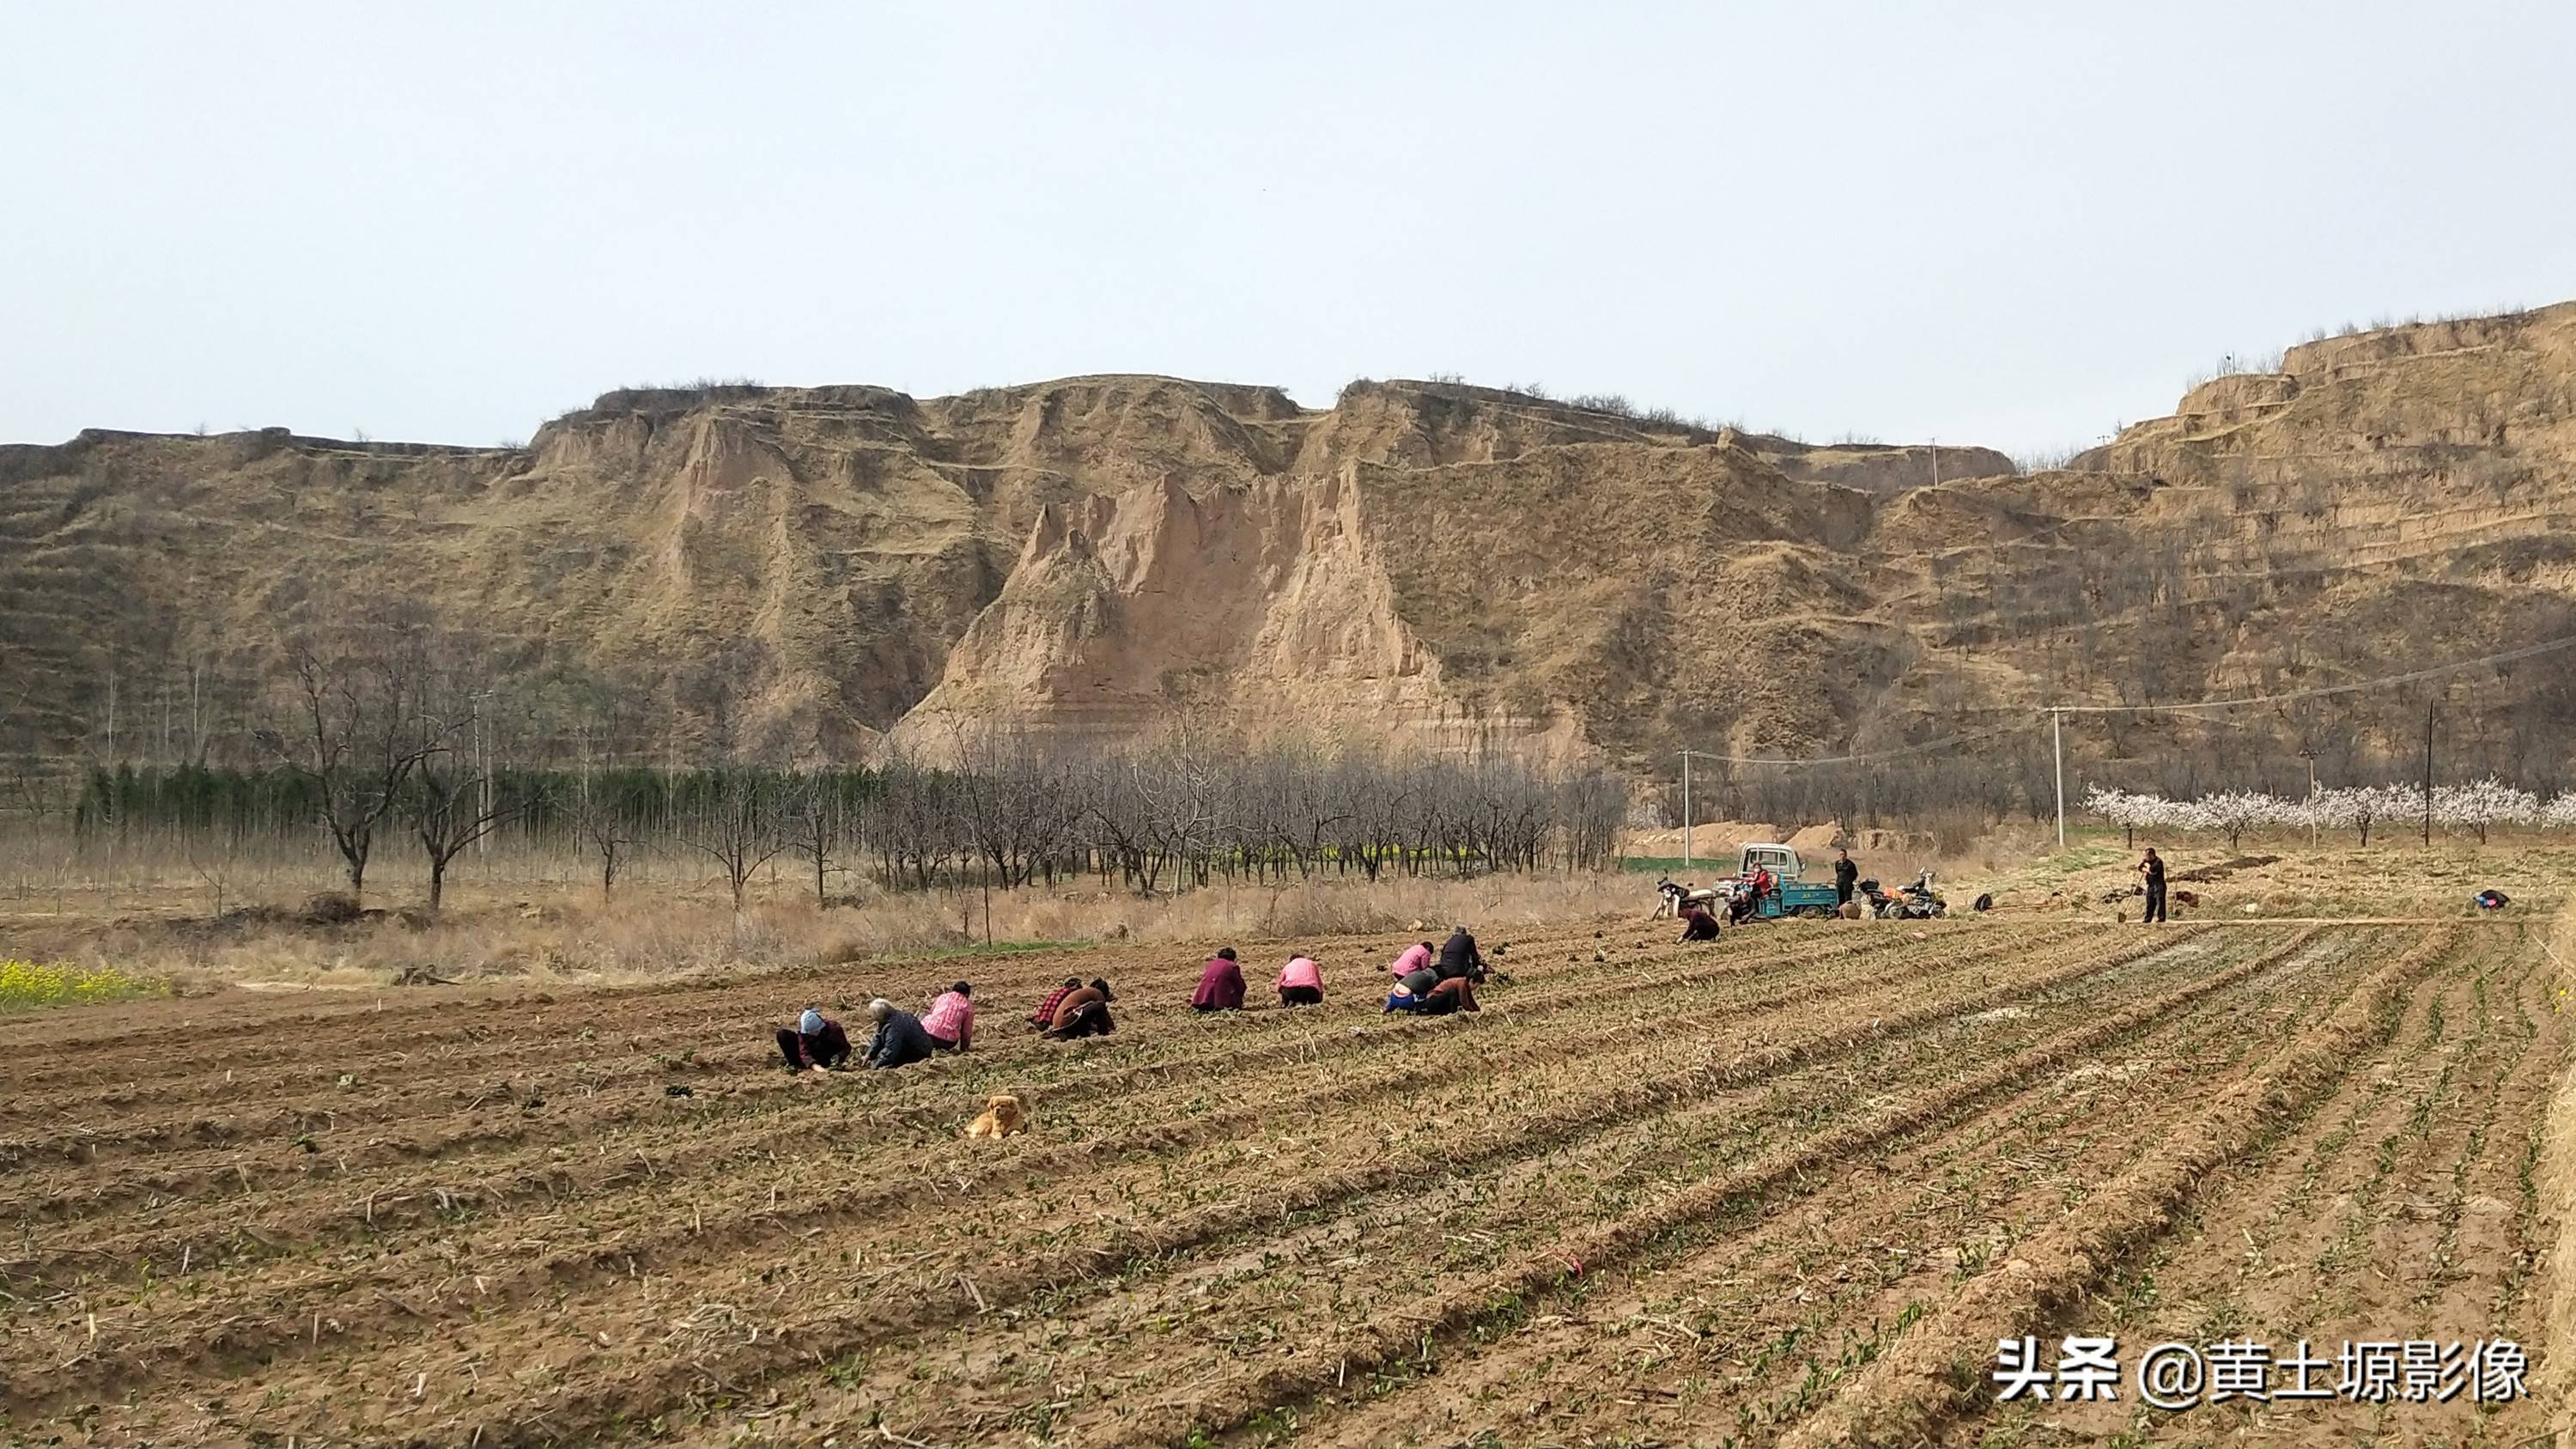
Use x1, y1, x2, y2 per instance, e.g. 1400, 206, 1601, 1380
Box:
2422, 698, 2436, 847
1929, 438, 1941, 490
2050, 708, 2066, 849
2303, 751, 2318, 848
1680, 751, 1692, 873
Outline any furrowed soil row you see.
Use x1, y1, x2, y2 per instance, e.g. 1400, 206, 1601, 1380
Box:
488, 928, 2263, 1444
2013, 924, 2557, 1449
836, 929, 2360, 1447
1773, 927, 2468, 1449
1289, 929, 2385, 1449
1067, 927, 2323, 1448
0, 920, 1673, 1092
6, 927, 2148, 1420
0, 922, 2009, 1169
0, 925, 2047, 1260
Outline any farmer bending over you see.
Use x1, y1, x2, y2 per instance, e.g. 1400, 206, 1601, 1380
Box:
865, 997, 937, 1069
1437, 925, 1485, 980
775, 1008, 851, 1073
923, 981, 975, 1051
1277, 953, 1324, 1007
1679, 901, 1721, 942
1388, 974, 1478, 1016
1388, 940, 1433, 979
1030, 976, 1081, 1032
1193, 947, 1247, 1012
1044, 978, 1118, 1039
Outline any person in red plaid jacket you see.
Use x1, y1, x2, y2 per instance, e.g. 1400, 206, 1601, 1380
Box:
1029, 977, 1080, 1032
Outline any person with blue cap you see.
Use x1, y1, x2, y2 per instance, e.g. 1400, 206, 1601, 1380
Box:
775, 1007, 852, 1073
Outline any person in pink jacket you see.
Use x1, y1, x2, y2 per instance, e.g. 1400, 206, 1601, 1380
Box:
921, 981, 975, 1051
1388, 941, 1433, 980
1277, 953, 1323, 1007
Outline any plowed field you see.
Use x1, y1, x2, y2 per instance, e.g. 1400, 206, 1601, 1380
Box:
1, 919, 2561, 1446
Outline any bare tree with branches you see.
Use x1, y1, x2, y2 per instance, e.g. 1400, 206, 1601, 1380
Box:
253, 609, 442, 896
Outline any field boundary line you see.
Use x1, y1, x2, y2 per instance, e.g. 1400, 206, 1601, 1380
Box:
1777, 925, 2462, 1449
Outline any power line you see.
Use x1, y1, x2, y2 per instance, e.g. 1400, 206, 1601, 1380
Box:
1676, 630, 2576, 771
1680, 722, 2029, 769
2046, 631, 2576, 715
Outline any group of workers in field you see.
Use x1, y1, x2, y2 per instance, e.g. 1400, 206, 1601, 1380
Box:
772, 925, 1491, 1073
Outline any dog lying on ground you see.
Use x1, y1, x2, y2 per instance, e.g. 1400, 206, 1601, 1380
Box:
965, 1093, 1030, 1139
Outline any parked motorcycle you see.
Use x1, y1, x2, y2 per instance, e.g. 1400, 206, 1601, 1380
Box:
1655, 876, 1724, 918
1890, 869, 1947, 920
1856, 872, 1947, 920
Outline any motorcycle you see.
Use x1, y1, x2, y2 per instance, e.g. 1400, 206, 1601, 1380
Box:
1889, 869, 1947, 920
1655, 876, 1724, 918
1857, 871, 1947, 920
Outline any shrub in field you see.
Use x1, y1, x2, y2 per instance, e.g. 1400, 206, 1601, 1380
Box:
0, 959, 162, 1012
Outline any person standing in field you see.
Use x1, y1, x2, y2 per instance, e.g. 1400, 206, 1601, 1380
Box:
1044, 978, 1117, 1039
1030, 976, 1081, 1032
863, 997, 937, 1069
1193, 947, 1247, 1012
2137, 848, 2168, 923
1277, 953, 1324, 1007
775, 1008, 851, 1073
1833, 849, 1858, 910
922, 981, 975, 1052
1388, 940, 1433, 980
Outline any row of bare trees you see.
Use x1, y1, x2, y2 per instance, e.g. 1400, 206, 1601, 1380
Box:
58, 611, 1631, 912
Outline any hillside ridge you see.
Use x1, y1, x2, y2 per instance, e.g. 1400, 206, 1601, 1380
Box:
8, 304, 2576, 786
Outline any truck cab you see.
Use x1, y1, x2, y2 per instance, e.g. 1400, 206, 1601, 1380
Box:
1737, 844, 1805, 882
1728, 843, 1841, 919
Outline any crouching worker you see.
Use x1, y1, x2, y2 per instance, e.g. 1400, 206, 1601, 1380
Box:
864, 997, 936, 1069
1277, 953, 1323, 1007
923, 981, 975, 1052
1679, 901, 1721, 942
1193, 947, 1247, 1012
1044, 977, 1118, 1039
775, 1008, 851, 1073
1388, 973, 1478, 1016
1030, 976, 1081, 1032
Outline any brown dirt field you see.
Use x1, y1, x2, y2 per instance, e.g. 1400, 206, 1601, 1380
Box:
1, 916, 2563, 1446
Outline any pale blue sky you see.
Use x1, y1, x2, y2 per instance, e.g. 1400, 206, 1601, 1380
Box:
6, 2, 2572, 457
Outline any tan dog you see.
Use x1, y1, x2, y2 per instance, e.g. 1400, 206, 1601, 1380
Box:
965, 1093, 1029, 1139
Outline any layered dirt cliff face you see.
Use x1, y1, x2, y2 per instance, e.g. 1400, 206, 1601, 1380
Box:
9, 303, 2576, 775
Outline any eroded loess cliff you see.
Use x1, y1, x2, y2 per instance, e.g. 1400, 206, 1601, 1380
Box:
9, 302, 2576, 775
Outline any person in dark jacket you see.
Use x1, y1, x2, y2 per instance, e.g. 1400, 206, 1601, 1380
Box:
864, 997, 937, 1069
1833, 849, 1858, 908
1679, 902, 1721, 942
1193, 947, 1247, 1011
1043, 978, 1117, 1039
1436, 926, 1485, 981
2137, 848, 2167, 924
775, 1008, 852, 1072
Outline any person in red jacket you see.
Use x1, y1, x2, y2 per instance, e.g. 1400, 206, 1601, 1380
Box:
1192, 947, 1246, 1011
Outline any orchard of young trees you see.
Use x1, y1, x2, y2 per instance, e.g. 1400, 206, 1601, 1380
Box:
2082, 779, 2576, 850
53, 613, 1631, 910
